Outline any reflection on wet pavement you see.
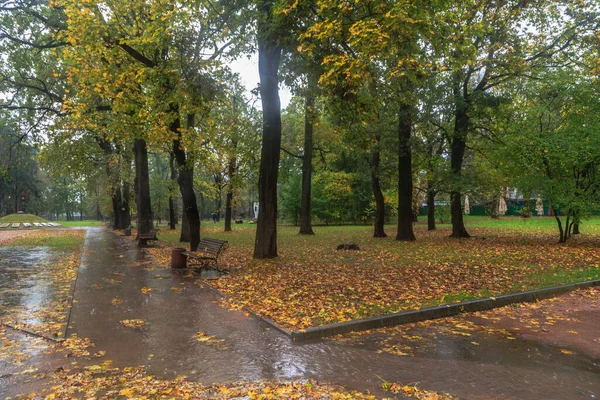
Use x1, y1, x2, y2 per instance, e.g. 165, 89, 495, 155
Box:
65, 228, 599, 399
0, 247, 59, 328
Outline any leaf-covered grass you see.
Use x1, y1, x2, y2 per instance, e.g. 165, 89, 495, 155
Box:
0, 213, 48, 223
3, 229, 86, 252
150, 216, 600, 330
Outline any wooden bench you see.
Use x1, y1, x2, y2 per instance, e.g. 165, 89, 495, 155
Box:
183, 238, 228, 270
138, 228, 160, 247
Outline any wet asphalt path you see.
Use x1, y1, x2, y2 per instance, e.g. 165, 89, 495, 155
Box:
66, 228, 600, 399
2, 227, 598, 399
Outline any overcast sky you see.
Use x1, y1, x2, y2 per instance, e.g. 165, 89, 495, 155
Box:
228, 53, 292, 110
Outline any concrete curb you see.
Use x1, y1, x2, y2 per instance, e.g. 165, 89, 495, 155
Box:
204, 278, 600, 343
0, 322, 64, 342
289, 279, 600, 342
202, 283, 292, 337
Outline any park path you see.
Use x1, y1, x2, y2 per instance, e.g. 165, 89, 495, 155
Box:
65, 227, 600, 399
2, 227, 598, 399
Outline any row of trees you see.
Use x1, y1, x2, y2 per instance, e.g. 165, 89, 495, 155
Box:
0, 0, 598, 256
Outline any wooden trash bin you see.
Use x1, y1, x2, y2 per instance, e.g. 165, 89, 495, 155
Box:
171, 247, 187, 269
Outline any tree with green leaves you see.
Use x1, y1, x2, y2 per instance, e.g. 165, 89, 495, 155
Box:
499, 69, 600, 243
56, 0, 250, 249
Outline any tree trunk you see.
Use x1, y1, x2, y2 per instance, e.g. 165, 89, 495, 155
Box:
396, 102, 416, 241
449, 83, 470, 238
111, 192, 120, 229
122, 181, 131, 228
168, 152, 177, 230
427, 189, 436, 231
573, 222, 580, 235
214, 181, 222, 222
134, 139, 154, 236
180, 207, 190, 242
299, 83, 315, 235
254, 8, 282, 259
224, 143, 237, 232
171, 112, 200, 251
112, 185, 130, 230
554, 211, 566, 243
371, 136, 387, 238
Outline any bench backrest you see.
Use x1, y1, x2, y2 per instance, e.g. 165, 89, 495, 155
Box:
148, 229, 159, 237
197, 238, 228, 255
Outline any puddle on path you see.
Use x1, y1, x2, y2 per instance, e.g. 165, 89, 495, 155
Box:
0, 247, 59, 326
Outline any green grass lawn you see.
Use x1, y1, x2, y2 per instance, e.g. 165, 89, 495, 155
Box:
57, 220, 105, 227
4, 230, 87, 252
0, 213, 48, 223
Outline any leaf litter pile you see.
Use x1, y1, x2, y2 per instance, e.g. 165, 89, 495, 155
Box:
150, 224, 600, 330
0, 230, 86, 338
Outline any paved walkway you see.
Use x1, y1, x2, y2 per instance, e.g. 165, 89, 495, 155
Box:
2, 227, 599, 399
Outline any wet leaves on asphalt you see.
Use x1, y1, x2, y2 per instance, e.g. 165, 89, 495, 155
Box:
119, 319, 147, 329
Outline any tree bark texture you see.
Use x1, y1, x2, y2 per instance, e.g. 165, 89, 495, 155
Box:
224, 141, 237, 232
396, 103, 416, 241
122, 181, 131, 228
254, 7, 282, 259
427, 189, 436, 231
133, 138, 154, 236
112, 184, 130, 230
370, 136, 387, 238
171, 112, 201, 250
449, 100, 470, 238
168, 152, 177, 230
180, 208, 190, 242
299, 87, 315, 235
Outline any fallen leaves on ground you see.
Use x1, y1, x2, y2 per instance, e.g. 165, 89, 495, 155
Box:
334, 287, 600, 360
161, 225, 600, 330
41, 366, 377, 399
119, 319, 147, 329
383, 381, 455, 400
194, 331, 228, 350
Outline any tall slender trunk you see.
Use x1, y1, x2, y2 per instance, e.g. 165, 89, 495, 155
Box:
112, 191, 121, 229
427, 189, 436, 231
554, 211, 565, 243
168, 152, 177, 230
224, 141, 237, 232
112, 185, 130, 230
180, 208, 190, 242
449, 97, 470, 238
299, 83, 315, 235
396, 102, 416, 241
214, 178, 222, 222
371, 136, 387, 238
134, 139, 154, 236
254, 6, 282, 259
122, 181, 131, 228
171, 111, 200, 250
